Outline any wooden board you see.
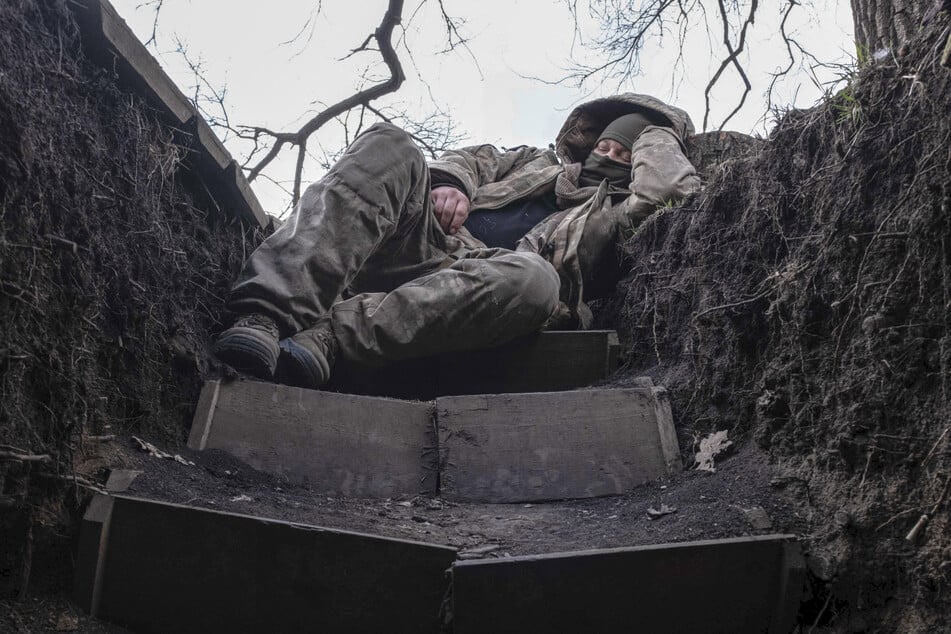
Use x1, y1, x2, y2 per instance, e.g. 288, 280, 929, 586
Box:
437, 388, 673, 502
79, 495, 456, 634
72, 495, 114, 616
328, 330, 622, 399
72, 0, 193, 124
451, 535, 805, 634
189, 379, 438, 497
436, 330, 621, 395
70, 0, 270, 232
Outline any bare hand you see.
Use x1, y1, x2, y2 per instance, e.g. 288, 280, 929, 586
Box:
430, 186, 470, 234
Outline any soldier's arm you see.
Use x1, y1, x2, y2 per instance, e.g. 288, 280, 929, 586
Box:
428, 144, 549, 200
620, 126, 700, 235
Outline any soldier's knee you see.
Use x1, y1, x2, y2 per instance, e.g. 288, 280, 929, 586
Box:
360, 123, 424, 166
496, 252, 560, 315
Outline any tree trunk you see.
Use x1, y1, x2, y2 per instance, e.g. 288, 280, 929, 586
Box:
850, 0, 930, 55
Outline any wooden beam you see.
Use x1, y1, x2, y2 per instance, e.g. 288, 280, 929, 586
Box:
328, 330, 622, 399
87, 495, 456, 633
73, 495, 114, 616
194, 379, 438, 497
451, 535, 804, 634
437, 388, 672, 502
652, 386, 683, 473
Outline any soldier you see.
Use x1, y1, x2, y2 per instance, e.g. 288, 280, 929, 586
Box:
214, 94, 700, 389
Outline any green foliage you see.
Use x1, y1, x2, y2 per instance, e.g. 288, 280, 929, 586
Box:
832, 84, 862, 124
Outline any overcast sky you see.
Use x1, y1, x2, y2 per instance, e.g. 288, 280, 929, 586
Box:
110, 0, 854, 216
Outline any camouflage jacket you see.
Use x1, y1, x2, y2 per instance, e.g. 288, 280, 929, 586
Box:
428, 93, 700, 328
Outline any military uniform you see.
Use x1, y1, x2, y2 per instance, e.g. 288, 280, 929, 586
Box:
225, 93, 699, 371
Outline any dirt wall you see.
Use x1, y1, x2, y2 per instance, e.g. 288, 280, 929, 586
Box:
0, 0, 264, 596
600, 19, 951, 632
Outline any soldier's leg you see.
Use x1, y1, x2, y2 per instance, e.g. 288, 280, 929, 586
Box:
216, 123, 452, 376
278, 250, 559, 387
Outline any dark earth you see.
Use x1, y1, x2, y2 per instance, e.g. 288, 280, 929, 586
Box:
1, 0, 950, 631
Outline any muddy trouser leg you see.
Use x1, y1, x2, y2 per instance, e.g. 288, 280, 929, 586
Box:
328, 249, 560, 366
227, 122, 452, 336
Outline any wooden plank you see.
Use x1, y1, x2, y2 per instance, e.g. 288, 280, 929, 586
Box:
105, 469, 141, 493
94, 495, 456, 634
451, 535, 804, 634
329, 330, 619, 399
85, 0, 194, 124
436, 330, 618, 395
652, 386, 683, 474
606, 331, 621, 375
201, 379, 438, 497
437, 388, 667, 502
227, 161, 271, 231
186, 380, 220, 450
770, 539, 807, 632
69, 1, 270, 233
190, 116, 231, 171
73, 494, 114, 616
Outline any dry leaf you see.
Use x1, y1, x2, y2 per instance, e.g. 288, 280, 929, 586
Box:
646, 504, 678, 520
694, 430, 733, 473
132, 435, 195, 466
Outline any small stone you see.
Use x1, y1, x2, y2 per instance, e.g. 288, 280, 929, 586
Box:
834, 510, 851, 529
744, 507, 773, 531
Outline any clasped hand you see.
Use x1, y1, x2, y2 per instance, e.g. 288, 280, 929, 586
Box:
430, 186, 470, 235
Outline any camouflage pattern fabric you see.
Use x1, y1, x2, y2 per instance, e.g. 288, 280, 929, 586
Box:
228, 123, 559, 364
430, 93, 701, 327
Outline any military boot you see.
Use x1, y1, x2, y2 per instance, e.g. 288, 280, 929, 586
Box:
276, 317, 338, 389
213, 314, 280, 378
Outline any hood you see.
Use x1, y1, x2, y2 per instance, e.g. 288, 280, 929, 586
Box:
554, 93, 696, 164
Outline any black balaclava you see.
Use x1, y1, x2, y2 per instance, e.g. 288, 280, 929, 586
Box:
578, 112, 654, 189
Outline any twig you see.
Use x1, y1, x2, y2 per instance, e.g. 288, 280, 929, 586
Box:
0, 451, 52, 463
44, 233, 78, 254
922, 426, 950, 465
694, 288, 771, 319
875, 507, 918, 532
34, 472, 107, 493
245, 0, 408, 205
86, 435, 116, 442
808, 589, 833, 633
905, 475, 951, 541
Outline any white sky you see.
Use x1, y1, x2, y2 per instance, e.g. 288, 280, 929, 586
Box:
110, 0, 855, 216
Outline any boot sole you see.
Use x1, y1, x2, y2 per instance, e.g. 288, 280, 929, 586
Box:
214, 332, 279, 378
276, 339, 327, 389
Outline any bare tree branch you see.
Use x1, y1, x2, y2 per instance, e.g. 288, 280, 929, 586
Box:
703, 0, 758, 131
136, 0, 164, 47
242, 0, 408, 204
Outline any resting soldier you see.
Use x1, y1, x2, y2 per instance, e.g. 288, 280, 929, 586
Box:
213, 93, 700, 389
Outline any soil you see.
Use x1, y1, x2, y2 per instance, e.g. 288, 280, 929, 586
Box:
1, 0, 950, 631
0, 0, 263, 611
117, 437, 802, 556
592, 18, 951, 633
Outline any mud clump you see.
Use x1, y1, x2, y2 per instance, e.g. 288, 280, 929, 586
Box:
0, 0, 263, 598
600, 20, 951, 632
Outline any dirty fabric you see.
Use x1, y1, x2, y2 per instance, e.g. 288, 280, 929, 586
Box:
229, 93, 699, 363
431, 94, 700, 326
229, 123, 559, 363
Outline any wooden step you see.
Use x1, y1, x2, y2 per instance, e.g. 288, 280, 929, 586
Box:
75, 493, 457, 634
326, 330, 621, 399
188, 379, 680, 502
187, 380, 438, 497
450, 535, 805, 633
74, 481, 804, 634
437, 388, 680, 502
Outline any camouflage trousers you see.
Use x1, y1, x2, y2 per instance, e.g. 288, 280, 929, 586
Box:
228, 123, 560, 366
